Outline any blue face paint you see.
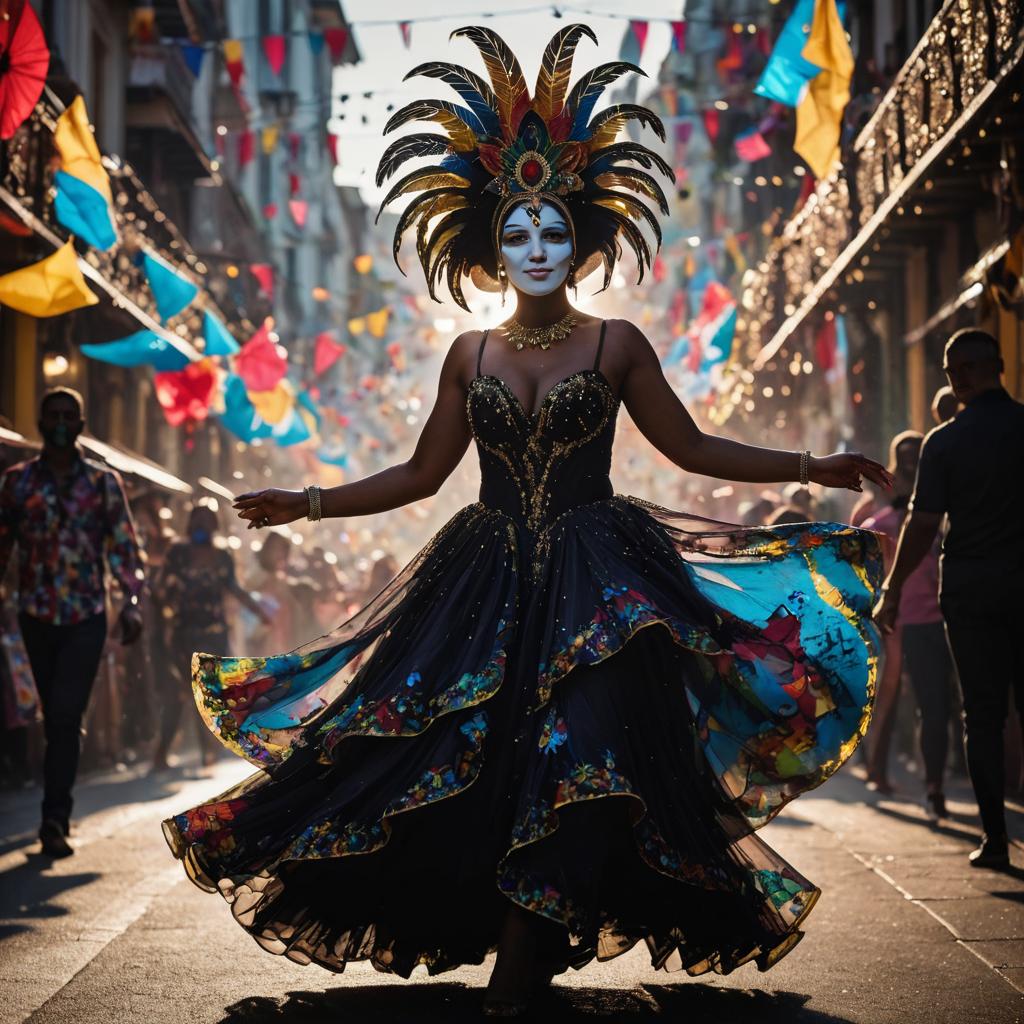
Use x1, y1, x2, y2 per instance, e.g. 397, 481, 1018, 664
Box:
190, 528, 212, 545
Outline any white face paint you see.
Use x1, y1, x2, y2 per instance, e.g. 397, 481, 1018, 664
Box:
498, 200, 574, 297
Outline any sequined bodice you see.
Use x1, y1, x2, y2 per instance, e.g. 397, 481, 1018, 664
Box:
465, 326, 619, 539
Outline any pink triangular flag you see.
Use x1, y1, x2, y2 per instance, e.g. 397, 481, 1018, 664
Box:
236, 321, 287, 392
630, 20, 648, 59
314, 331, 346, 375
289, 198, 308, 228
734, 130, 772, 162
670, 21, 687, 53
250, 263, 275, 297
399, 21, 412, 48
262, 34, 286, 77
262, 202, 278, 220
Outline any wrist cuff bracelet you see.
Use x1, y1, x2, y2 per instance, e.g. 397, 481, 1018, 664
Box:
799, 450, 811, 487
305, 484, 322, 522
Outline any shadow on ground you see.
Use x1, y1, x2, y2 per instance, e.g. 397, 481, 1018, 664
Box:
220, 982, 856, 1022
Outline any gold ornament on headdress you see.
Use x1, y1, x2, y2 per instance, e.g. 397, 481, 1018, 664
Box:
375, 24, 674, 311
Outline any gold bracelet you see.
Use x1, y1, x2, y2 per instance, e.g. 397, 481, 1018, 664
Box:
305, 484, 322, 522
799, 450, 811, 487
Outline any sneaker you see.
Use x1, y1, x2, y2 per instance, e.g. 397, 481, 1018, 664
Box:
968, 834, 1009, 870
924, 793, 948, 822
39, 819, 74, 859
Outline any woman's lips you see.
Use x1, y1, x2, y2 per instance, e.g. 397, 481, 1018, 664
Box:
525, 268, 552, 278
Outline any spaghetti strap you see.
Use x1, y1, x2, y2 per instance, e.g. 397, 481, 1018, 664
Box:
475, 329, 490, 379
593, 320, 607, 371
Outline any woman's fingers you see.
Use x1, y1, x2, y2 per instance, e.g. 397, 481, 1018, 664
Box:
233, 494, 265, 509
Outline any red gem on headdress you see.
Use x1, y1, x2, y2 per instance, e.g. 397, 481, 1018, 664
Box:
521, 159, 543, 185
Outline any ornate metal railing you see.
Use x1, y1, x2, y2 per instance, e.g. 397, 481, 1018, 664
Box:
740, 0, 1024, 370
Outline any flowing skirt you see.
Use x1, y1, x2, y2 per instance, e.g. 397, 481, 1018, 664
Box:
162, 494, 883, 978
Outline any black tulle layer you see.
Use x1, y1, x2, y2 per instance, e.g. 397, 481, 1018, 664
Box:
164, 495, 881, 977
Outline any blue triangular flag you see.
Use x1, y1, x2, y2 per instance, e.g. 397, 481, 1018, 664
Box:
218, 373, 273, 442
140, 248, 199, 321
203, 309, 240, 356
316, 446, 348, 467
179, 43, 205, 77
81, 329, 191, 371
272, 407, 312, 447
296, 388, 322, 428
53, 170, 117, 251
308, 31, 325, 56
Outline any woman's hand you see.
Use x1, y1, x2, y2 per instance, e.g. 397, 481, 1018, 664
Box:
809, 452, 893, 492
233, 488, 308, 529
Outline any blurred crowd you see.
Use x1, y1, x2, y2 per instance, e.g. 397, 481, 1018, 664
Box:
0, 441, 402, 787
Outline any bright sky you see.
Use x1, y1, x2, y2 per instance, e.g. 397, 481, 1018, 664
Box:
330, 1, 687, 207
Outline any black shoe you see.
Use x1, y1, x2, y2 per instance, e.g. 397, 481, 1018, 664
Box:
924, 793, 948, 822
39, 819, 74, 858
968, 834, 1009, 869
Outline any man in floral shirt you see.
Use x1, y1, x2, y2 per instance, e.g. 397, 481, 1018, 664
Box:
0, 387, 144, 858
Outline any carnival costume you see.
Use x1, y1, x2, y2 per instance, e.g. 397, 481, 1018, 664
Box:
163, 25, 883, 979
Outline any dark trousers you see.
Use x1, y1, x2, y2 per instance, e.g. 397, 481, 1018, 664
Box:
18, 611, 108, 830
941, 589, 1024, 838
902, 621, 954, 788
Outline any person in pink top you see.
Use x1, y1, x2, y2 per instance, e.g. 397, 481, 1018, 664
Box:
862, 431, 953, 820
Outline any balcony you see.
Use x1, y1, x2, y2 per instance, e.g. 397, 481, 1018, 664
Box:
739, 0, 1024, 370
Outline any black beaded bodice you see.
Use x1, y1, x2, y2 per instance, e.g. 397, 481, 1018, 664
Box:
465, 322, 619, 550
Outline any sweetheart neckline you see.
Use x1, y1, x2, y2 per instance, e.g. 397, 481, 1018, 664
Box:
470, 368, 615, 422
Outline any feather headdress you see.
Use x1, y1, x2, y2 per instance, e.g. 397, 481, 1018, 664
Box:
375, 24, 674, 310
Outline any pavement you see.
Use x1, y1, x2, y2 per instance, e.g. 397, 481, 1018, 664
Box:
1, 751, 1022, 1024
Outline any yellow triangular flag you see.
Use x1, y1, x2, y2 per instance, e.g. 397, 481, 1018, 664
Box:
53, 95, 113, 204
261, 124, 279, 155
248, 379, 293, 424
794, 0, 854, 180
366, 307, 390, 338
0, 239, 99, 317
347, 316, 366, 335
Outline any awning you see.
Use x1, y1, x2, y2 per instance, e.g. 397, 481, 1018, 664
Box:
79, 435, 192, 494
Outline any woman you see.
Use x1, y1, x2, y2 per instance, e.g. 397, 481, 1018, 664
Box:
163, 26, 890, 1016
151, 502, 268, 771
862, 431, 953, 816
246, 530, 300, 655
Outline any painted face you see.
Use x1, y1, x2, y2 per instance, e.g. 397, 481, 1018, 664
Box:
499, 199, 574, 296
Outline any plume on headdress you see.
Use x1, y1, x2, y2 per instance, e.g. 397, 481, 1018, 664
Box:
376, 24, 673, 310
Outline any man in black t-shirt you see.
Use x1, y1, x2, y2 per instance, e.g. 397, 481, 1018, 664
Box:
874, 329, 1024, 870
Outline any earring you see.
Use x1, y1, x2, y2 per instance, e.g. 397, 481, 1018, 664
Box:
497, 263, 507, 304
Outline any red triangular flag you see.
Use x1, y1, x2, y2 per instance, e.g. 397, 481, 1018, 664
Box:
250, 263, 275, 297
288, 199, 308, 228
399, 21, 412, 48
289, 172, 301, 197
324, 27, 349, 63
630, 20, 648, 59
326, 133, 339, 165
262, 202, 278, 220
236, 321, 287, 392
671, 21, 687, 53
702, 108, 720, 143
288, 132, 301, 161
314, 331, 346, 375
262, 34, 286, 76
238, 129, 254, 167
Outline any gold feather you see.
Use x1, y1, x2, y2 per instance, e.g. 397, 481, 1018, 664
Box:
587, 104, 666, 150
384, 100, 480, 151
534, 24, 598, 121
450, 26, 528, 140
594, 170, 669, 215
376, 168, 470, 223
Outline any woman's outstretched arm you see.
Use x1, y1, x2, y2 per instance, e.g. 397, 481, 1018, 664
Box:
618, 320, 892, 492
234, 333, 476, 528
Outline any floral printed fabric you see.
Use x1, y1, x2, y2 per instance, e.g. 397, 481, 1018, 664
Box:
0, 454, 144, 624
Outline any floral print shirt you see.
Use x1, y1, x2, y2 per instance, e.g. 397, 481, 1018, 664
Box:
0, 454, 144, 625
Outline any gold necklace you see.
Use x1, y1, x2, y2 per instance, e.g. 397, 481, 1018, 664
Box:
502, 312, 578, 351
